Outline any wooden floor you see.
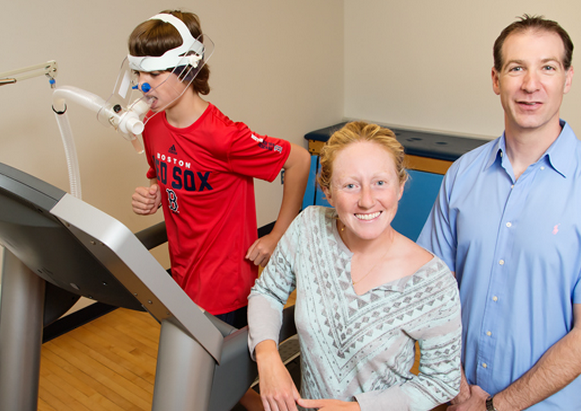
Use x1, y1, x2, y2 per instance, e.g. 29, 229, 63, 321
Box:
39, 301, 446, 411
39, 308, 160, 411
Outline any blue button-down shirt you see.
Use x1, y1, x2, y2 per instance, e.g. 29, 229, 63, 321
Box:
418, 121, 581, 410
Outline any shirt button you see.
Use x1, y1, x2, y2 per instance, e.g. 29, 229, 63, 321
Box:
506, 222, 512, 228
511, 184, 514, 189
492, 296, 498, 302
482, 363, 488, 368
499, 259, 505, 265
486, 331, 492, 336
541, 166, 545, 170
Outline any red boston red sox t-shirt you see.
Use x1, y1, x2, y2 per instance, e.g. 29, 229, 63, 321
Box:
142, 103, 290, 315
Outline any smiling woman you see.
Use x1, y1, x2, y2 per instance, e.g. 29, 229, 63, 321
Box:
321, 125, 422, 292
319, 125, 408, 287
248, 122, 463, 411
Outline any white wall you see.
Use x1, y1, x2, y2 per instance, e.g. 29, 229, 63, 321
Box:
0, 0, 344, 305
1, 0, 343, 228
4, 0, 580, 304
344, 0, 581, 139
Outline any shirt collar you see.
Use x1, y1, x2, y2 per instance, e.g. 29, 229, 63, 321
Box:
543, 120, 576, 178
484, 136, 505, 171
484, 120, 577, 178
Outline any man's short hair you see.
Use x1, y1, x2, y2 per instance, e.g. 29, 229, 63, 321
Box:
493, 14, 574, 72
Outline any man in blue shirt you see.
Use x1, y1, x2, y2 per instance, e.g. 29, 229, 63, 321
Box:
418, 15, 581, 411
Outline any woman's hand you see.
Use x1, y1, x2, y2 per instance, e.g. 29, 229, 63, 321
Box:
297, 398, 361, 411
255, 340, 300, 411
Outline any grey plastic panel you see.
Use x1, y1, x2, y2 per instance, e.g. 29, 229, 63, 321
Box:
0, 163, 143, 310
50, 193, 223, 361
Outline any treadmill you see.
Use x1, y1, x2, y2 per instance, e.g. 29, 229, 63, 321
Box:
0, 161, 296, 411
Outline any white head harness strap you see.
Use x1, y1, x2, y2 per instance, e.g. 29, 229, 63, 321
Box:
127, 13, 204, 72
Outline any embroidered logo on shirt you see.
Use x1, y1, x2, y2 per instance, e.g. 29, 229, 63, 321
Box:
168, 145, 178, 155
251, 134, 283, 154
552, 224, 560, 235
251, 134, 264, 143
166, 188, 179, 213
153, 153, 214, 193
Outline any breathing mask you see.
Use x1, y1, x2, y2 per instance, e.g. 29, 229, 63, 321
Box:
98, 13, 214, 134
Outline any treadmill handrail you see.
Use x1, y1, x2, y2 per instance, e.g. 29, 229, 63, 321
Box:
135, 221, 168, 250
50, 193, 224, 362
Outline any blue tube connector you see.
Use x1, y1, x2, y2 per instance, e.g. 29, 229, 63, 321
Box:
132, 83, 151, 93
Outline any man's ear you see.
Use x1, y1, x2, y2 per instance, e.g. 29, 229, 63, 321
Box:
492, 67, 501, 96
564, 66, 574, 94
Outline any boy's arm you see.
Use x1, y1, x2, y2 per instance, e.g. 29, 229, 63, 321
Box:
246, 142, 310, 266
132, 179, 162, 215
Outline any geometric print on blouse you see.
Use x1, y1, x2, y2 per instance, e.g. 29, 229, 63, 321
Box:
292, 207, 461, 406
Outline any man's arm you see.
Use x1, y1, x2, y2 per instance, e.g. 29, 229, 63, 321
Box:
493, 303, 581, 410
450, 304, 581, 411
245, 142, 310, 266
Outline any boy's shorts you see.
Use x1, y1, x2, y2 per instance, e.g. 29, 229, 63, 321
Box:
215, 305, 248, 329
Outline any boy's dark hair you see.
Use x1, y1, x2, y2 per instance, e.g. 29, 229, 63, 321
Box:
493, 14, 574, 72
128, 10, 211, 95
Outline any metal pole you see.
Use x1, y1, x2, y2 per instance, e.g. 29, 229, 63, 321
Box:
152, 319, 216, 411
0, 249, 46, 411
